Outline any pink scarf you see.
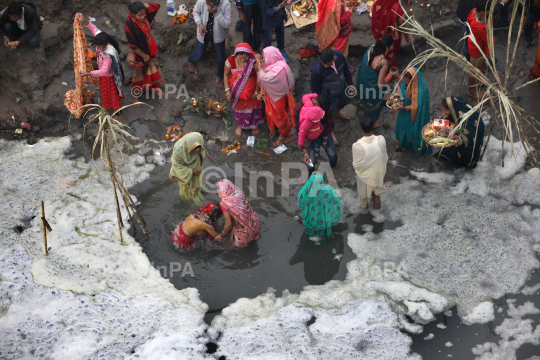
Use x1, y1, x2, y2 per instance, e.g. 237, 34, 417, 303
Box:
258, 46, 295, 106
217, 179, 260, 239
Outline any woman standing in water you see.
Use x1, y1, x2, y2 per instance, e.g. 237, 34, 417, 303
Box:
125, 2, 164, 104
169, 132, 206, 201
297, 172, 342, 240
171, 202, 223, 250
217, 179, 260, 247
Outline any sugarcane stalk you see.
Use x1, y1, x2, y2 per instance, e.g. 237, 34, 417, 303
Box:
104, 133, 124, 242
41, 201, 48, 255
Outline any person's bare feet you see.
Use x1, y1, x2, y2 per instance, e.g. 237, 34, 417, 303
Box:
337, 110, 351, 119
396, 140, 400, 148
252, 127, 260, 136
188, 62, 197, 74
132, 97, 141, 107
235, 126, 242, 137
154, 88, 164, 98
215, 77, 223, 90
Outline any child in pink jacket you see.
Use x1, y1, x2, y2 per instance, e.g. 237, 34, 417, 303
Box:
298, 93, 324, 149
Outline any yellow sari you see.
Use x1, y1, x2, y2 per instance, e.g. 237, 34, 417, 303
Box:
169, 132, 206, 201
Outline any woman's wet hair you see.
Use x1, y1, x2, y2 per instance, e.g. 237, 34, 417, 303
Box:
359, 115, 374, 133
94, 32, 121, 54
369, 35, 394, 67
211, 202, 223, 221
129, 1, 146, 15
320, 48, 334, 65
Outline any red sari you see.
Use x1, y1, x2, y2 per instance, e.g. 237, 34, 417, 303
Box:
125, 3, 163, 91
316, 0, 353, 57
227, 43, 264, 129
371, 0, 405, 67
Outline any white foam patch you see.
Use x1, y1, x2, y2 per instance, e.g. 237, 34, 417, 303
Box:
0, 138, 208, 357
212, 290, 421, 360
463, 301, 495, 325
522, 284, 540, 296
471, 302, 540, 360
410, 171, 455, 184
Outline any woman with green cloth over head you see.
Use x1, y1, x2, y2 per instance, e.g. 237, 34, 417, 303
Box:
297, 172, 342, 240
435, 97, 485, 168
393, 68, 432, 156
169, 132, 206, 201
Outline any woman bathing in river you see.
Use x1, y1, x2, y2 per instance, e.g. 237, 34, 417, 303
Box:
217, 179, 260, 247
171, 202, 223, 250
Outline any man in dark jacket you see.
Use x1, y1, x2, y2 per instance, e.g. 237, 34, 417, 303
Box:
0, 2, 41, 48
259, 0, 289, 62
310, 48, 354, 119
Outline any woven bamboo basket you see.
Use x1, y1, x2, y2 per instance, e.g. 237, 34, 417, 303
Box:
285, 8, 294, 27
290, 0, 318, 29
422, 122, 461, 148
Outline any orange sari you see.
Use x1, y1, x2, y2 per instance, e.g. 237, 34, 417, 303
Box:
265, 92, 296, 137
316, 0, 352, 57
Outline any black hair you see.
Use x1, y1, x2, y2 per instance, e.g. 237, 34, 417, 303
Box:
211, 202, 223, 222
404, 71, 413, 81
475, 0, 489, 12
317, 93, 331, 113
94, 32, 121, 54
129, 1, 146, 15
320, 48, 334, 65
7, 2, 23, 15
441, 98, 449, 109
369, 35, 394, 67
359, 115, 374, 134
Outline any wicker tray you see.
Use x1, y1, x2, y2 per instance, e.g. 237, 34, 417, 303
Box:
386, 97, 403, 109
422, 122, 460, 148
290, 0, 318, 29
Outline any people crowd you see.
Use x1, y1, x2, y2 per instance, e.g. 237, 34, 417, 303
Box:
8, 0, 537, 248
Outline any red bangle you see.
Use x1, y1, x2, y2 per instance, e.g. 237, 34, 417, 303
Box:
385, 74, 392, 82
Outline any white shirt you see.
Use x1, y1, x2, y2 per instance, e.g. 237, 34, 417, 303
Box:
17, 7, 27, 31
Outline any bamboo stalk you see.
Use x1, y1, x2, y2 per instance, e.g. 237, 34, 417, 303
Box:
41, 201, 48, 255
105, 134, 124, 242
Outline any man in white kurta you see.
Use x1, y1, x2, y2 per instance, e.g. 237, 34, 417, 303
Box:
352, 117, 388, 210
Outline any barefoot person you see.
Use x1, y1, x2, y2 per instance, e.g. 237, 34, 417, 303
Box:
394, 68, 431, 156
78, 14, 125, 120
254, 46, 296, 146
224, 43, 264, 137
217, 179, 260, 247
310, 48, 354, 120
171, 202, 223, 251
188, 0, 232, 89
352, 116, 388, 210
356, 35, 398, 128
169, 132, 206, 202
125, 2, 164, 104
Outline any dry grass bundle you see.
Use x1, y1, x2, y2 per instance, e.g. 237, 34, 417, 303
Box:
83, 104, 150, 242
395, 0, 540, 166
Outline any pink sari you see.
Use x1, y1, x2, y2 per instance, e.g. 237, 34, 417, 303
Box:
217, 179, 261, 247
